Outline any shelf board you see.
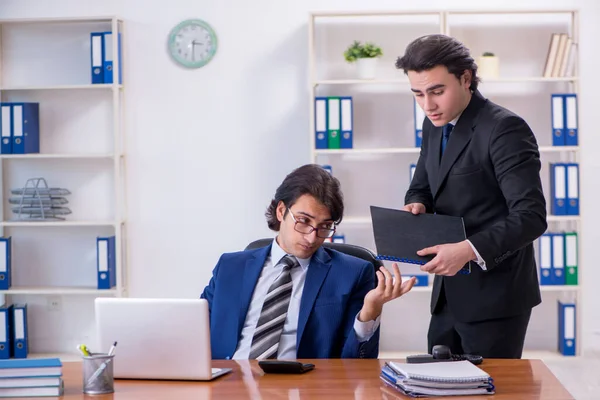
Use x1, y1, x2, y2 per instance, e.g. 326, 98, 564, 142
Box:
0, 287, 118, 295
0, 153, 115, 160
1, 220, 120, 227
0, 16, 122, 24
343, 216, 579, 225
314, 77, 577, 86
0, 84, 122, 91
316, 146, 577, 155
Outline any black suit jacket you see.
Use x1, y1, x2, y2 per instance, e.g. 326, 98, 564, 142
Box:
405, 90, 547, 323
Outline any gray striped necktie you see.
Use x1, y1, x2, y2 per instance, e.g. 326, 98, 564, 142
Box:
249, 254, 300, 359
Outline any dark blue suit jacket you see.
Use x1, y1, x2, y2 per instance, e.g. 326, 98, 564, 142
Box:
200, 244, 379, 359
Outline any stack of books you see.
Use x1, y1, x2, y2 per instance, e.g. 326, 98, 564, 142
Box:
380, 360, 495, 397
0, 358, 64, 397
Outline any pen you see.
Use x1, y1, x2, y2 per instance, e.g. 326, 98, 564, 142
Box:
108, 341, 118, 356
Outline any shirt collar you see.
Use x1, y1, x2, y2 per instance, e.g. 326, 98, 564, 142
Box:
271, 238, 310, 269
449, 111, 462, 127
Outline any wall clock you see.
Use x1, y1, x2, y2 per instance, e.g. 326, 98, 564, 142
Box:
168, 19, 218, 68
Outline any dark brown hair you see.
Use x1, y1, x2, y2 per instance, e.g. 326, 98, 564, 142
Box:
265, 164, 344, 231
395, 34, 480, 91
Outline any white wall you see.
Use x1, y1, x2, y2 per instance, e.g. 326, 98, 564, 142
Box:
1, 0, 599, 355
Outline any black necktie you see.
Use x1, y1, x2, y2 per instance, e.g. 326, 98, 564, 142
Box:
441, 123, 454, 158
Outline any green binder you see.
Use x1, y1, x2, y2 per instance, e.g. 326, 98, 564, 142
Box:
565, 232, 578, 285
327, 97, 341, 149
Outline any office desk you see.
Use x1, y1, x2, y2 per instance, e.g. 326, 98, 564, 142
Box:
55, 359, 573, 399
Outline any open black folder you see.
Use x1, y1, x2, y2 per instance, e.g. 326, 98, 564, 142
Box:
370, 206, 469, 272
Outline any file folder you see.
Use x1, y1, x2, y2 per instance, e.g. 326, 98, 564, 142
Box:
551, 233, 565, 285
321, 165, 332, 175
551, 94, 565, 146
332, 234, 345, 244
327, 97, 341, 149
370, 206, 469, 274
564, 94, 578, 146
558, 300, 576, 356
404, 274, 429, 287
0, 305, 10, 359
103, 32, 122, 84
538, 233, 552, 285
409, 163, 416, 183
97, 236, 116, 289
550, 163, 567, 215
566, 163, 579, 215
90, 32, 105, 84
564, 232, 578, 285
314, 97, 328, 149
340, 97, 353, 149
11, 103, 40, 154
11, 304, 28, 359
0, 104, 11, 154
0, 237, 11, 291
414, 99, 425, 147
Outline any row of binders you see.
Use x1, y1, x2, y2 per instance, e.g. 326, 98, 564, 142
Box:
0, 358, 63, 397
314, 97, 353, 149
0, 236, 116, 290
539, 232, 578, 286
0, 304, 29, 359
543, 33, 576, 78
550, 162, 579, 215
551, 93, 578, 146
0, 103, 40, 154
90, 32, 122, 84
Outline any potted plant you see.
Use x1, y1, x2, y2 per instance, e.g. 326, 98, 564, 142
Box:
477, 51, 500, 79
344, 40, 383, 79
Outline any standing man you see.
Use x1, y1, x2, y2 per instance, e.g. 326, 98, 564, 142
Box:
395, 34, 547, 358
201, 164, 415, 359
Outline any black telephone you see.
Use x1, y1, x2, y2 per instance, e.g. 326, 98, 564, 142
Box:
406, 345, 483, 365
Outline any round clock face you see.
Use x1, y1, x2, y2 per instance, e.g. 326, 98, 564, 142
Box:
168, 19, 218, 68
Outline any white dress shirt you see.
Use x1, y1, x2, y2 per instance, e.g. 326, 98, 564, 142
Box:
447, 113, 486, 271
233, 238, 380, 359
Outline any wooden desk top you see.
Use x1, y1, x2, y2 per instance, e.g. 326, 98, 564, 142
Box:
53, 359, 573, 399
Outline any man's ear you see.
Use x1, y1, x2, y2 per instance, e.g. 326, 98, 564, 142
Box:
462, 70, 472, 88
276, 201, 286, 222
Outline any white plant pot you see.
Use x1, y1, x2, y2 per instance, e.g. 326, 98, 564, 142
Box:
356, 58, 378, 80
477, 56, 500, 79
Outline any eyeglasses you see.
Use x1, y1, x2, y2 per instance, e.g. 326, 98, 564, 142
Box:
287, 208, 336, 238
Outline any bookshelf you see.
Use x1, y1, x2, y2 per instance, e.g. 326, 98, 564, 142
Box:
309, 9, 582, 358
0, 16, 126, 359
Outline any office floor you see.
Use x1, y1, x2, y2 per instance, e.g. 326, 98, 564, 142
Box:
544, 352, 600, 400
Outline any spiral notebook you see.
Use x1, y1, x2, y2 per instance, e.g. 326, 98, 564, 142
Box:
381, 360, 495, 397
370, 205, 469, 273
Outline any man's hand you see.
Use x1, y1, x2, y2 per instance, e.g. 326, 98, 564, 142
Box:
358, 263, 416, 322
418, 240, 476, 276
403, 203, 426, 215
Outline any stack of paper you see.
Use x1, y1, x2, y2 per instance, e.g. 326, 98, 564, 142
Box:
380, 360, 495, 397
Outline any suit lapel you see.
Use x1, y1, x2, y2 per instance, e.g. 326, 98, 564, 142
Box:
429, 126, 443, 193
297, 247, 332, 346
432, 91, 487, 199
237, 245, 270, 339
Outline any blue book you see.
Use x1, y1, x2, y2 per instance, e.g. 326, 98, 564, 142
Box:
0, 358, 62, 378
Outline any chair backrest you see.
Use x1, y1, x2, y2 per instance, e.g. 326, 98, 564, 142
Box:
244, 238, 383, 273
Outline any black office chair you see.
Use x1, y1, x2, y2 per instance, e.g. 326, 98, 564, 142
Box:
245, 238, 383, 273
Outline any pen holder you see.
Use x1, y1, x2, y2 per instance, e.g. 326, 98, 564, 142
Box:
82, 353, 115, 395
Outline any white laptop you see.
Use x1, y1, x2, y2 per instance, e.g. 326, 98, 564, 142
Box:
95, 297, 231, 380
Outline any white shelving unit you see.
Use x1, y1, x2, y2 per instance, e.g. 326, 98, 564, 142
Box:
309, 9, 582, 358
0, 16, 126, 359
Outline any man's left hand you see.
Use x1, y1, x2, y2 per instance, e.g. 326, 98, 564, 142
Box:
418, 240, 476, 276
358, 263, 416, 322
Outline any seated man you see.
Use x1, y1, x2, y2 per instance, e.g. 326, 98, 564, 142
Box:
201, 164, 415, 359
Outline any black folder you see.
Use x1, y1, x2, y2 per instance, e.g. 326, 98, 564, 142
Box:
370, 205, 468, 269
